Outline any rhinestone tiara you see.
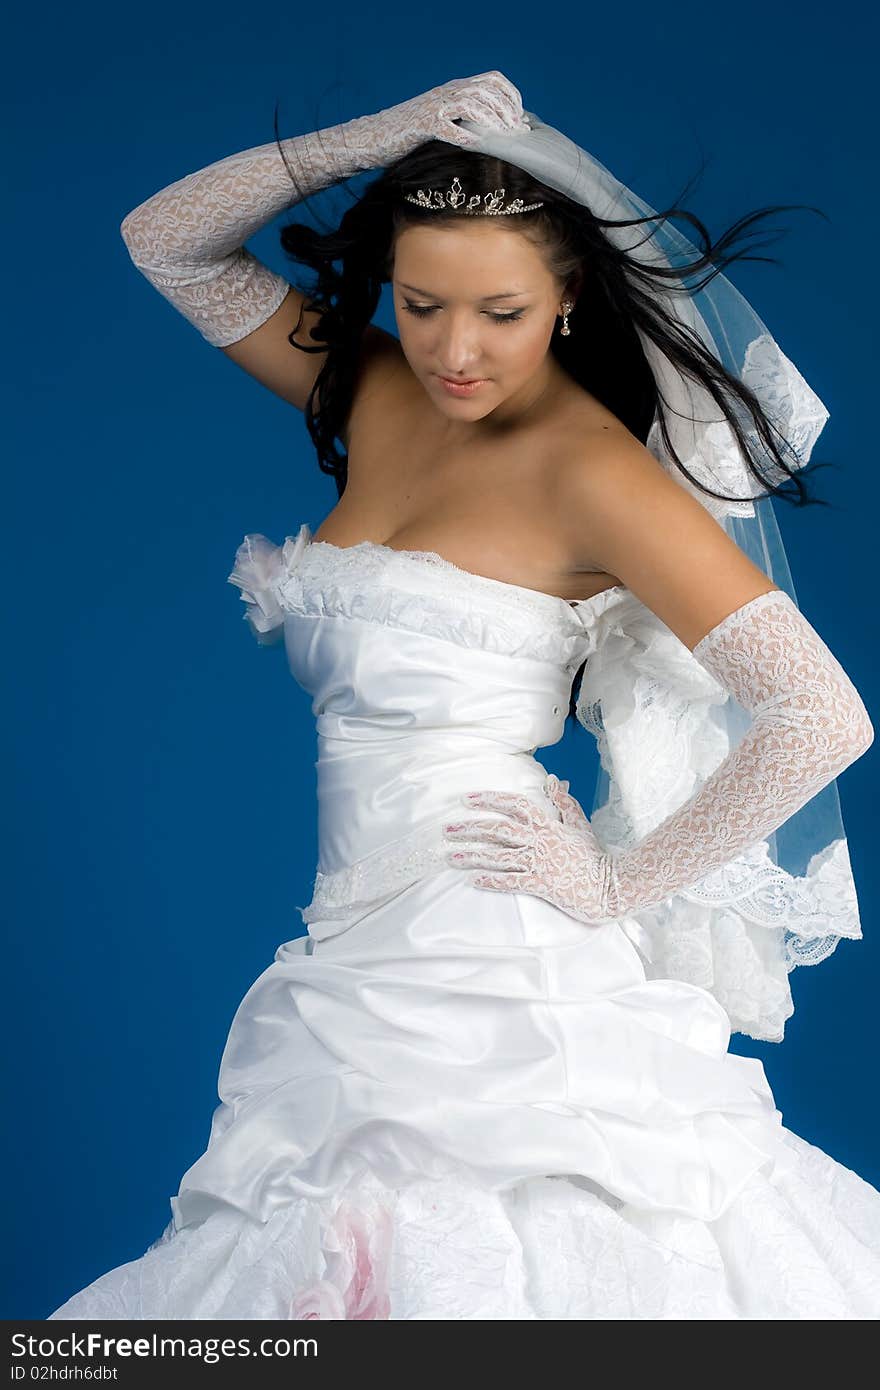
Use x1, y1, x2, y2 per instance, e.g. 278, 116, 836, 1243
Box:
402, 176, 544, 216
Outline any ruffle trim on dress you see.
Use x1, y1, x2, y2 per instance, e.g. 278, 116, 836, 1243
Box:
228, 524, 623, 669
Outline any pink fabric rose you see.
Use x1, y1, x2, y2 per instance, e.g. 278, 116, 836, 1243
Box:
290, 1193, 394, 1320
290, 1279, 347, 1319
331, 1199, 393, 1319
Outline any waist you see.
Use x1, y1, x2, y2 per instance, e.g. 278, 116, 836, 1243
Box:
317, 734, 551, 869
304, 740, 557, 934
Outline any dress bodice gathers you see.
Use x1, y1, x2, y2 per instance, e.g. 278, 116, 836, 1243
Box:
228, 525, 632, 934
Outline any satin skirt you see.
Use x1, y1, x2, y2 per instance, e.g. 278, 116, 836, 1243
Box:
48, 871, 880, 1319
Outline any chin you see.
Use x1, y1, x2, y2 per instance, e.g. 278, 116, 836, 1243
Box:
437, 398, 496, 422
429, 376, 499, 407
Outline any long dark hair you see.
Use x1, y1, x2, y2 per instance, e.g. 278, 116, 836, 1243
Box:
272, 109, 832, 513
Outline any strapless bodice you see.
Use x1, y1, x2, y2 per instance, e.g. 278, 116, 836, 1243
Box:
228, 525, 631, 934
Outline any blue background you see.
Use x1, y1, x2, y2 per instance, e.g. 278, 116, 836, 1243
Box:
6, 0, 878, 1320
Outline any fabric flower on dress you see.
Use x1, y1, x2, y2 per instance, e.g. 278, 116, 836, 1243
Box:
289, 1192, 394, 1320
289, 1280, 347, 1319
227, 525, 311, 645
330, 1197, 393, 1319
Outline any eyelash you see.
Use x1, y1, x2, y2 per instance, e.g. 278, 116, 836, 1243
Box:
403, 303, 524, 325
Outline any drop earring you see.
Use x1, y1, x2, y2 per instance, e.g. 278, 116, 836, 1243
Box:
559, 300, 573, 336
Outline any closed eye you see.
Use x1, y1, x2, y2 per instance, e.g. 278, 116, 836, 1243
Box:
403, 303, 525, 325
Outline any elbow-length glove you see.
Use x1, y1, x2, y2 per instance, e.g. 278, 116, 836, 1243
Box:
118, 72, 527, 347
442, 589, 875, 925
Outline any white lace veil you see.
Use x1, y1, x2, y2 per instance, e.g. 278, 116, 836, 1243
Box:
458, 109, 862, 1043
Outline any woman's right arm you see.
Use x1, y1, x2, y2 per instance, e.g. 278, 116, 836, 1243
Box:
118, 72, 527, 412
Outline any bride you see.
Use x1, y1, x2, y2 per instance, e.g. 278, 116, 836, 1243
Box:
49, 71, 880, 1319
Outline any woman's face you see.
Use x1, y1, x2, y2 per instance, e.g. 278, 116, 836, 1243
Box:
391, 220, 568, 429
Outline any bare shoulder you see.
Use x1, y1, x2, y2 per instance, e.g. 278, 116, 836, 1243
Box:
552, 425, 781, 650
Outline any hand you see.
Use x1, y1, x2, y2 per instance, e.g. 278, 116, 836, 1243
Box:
365, 71, 529, 165
442, 775, 616, 925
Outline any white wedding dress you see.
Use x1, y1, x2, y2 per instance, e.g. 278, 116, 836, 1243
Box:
49, 524, 880, 1321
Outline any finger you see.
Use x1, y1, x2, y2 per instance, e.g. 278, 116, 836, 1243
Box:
471, 92, 514, 125
444, 818, 530, 846
471, 869, 533, 892
443, 123, 482, 149
547, 775, 571, 801
551, 784, 588, 826
463, 790, 532, 821
447, 845, 530, 872
472, 827, 531, 851
449, 99, 511, 135
545, 775, 566, 807
482, 72, 524, 119
464, 77, 517, 119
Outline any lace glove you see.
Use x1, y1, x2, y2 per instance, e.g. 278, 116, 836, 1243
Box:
119, 71, 527, 347
442, 589, 874, 925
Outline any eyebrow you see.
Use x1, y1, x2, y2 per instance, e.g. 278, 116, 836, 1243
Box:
398, 282, 529, 301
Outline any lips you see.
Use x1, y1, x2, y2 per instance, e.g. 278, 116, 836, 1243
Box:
436, 376, 488, 397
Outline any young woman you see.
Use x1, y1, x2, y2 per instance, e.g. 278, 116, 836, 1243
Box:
49, 71, 880, 1319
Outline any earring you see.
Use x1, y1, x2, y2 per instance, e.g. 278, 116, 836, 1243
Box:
559, 300, 573, 336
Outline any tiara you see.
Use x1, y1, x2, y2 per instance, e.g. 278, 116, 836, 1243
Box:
402, 176, 543, 216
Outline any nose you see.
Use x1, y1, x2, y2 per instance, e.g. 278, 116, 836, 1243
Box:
434, 315, 484, 376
